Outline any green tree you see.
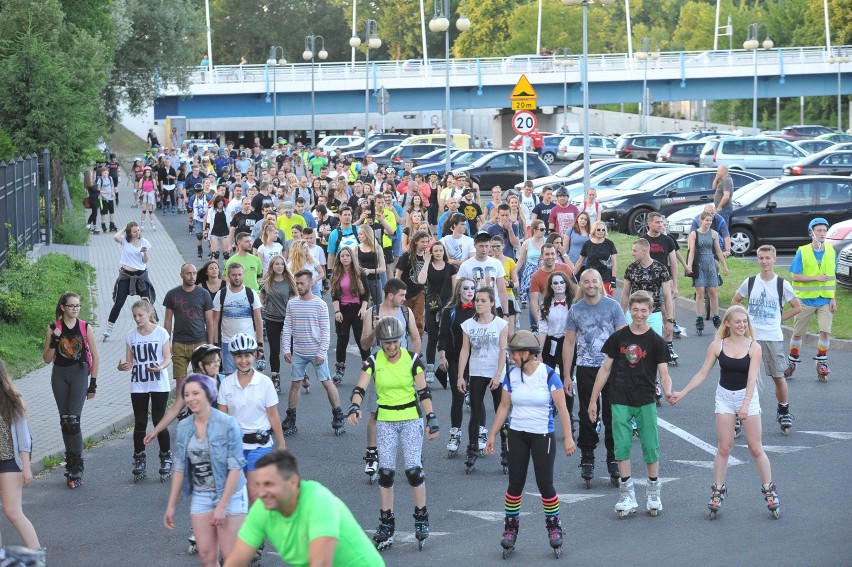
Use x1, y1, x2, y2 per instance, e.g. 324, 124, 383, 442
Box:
671, 1, 716, 51
453, 0, 516, 58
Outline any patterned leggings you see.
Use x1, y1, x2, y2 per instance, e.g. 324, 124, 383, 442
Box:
376, 419, 424, 471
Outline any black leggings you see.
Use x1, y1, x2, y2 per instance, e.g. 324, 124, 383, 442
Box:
576, 365, 614, 459
506, 428, 557, 499
424, 309, 440, 365
87, 199, 99, 225
467, 376, 501, 448
335, 303, 369, 364
131, 391, 170, 454
108, 270, 155, 324
542, 335, 574, 417
264, 318, 284, 374
447, 356, 483, 430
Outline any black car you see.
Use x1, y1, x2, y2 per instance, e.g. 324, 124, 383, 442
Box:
835, 243, 852, 290
725, 176, 852, 254
657, 141, 705, 166
452, 151, 551, 190
782, 150, 852, 176
616, 134, 684, 161
598, 168, 763, 235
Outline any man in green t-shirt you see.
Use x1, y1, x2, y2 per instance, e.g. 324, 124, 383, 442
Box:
276, 201, 307, 241
224, 232, 263, 291
223, 450, 383, 567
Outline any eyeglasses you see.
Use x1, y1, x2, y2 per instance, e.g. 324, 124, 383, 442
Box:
595, 228, 607, 232
64, 304, 81, 309
536, 227, 546, 232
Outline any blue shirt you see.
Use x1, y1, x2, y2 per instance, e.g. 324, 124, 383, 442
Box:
173, 408, 247, 498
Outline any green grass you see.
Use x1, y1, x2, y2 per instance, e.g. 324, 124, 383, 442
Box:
607, 231, 852, 339
108, 123, 147, 164
0, 252, 95, 378
42, 455, 61, 471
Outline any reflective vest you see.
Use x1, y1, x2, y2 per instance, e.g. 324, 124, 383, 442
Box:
792, 243, 835, 299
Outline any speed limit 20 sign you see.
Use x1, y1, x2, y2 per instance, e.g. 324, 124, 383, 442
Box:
512, 110, 537, 136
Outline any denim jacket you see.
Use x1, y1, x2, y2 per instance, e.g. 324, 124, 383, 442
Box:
173, 408, 246, 498
9, 417, 32, 471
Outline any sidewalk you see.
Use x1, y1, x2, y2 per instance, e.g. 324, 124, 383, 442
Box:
25, 196, 187, 473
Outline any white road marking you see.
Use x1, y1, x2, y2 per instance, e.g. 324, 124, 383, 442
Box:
671, 460, 717, 469
737, 444, 809, 454
799, 431, 852, 441
619, 477, 678, 487
383, 531, 450, 543
657, 417, 744, 465
449, 510, 530, 522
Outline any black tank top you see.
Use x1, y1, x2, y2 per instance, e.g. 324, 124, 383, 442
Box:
358, 247, 379, 279
718, 340, 751, 391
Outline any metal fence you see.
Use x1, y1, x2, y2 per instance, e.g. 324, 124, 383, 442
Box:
0, 154, 43, 269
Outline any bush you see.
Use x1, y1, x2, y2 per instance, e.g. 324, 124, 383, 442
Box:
0, 128, 15, 163
54, 204, 90, 245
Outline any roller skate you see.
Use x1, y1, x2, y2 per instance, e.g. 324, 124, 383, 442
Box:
500, 424, 509, 475
673, 321, 686, 338
373, 510, 395, 551
102, 323, 114, 342
332, 363, 345, 385
196, 246, 203, 259
464, 443, 478, 474
580, 450, 595, 488
187, 532, 197, 554
607, 459, 620, 487
545, 516, 563, 558
281, 408, 298, 436
331, 407, 346, 436
615, 478, 638, 518
251, 543, 264, 565
695, 316, 705, 336
132, 451, 146, 483
446, 427, 461, 458
500, 516, 519, 559
464, 391, 470, 410
413, 506, 429, 551
711, 314, 721, 329
271, 373, 281, 394
646, 479, 662, 517
478, 426, 487, 456
708, 483, 726, 520
302, 374, 311, 394
101, 222, 108, 234
783, 354, 799, 378
65, 452, 83, 489
109, 223, 118, 233
425, 363, 435, 384
364, 447, 378, 484
630, 417, 638, 437
815, 355, 830, 382
158, 450, 172, 482
667, 342, 678, 366
777, 405, 794, 436
761, 481, 780, 519
734, 418, 742, 439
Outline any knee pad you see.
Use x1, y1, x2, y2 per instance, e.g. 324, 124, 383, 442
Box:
223, 252, 230, 260
195, 234, 203, 242
377, 467, 395, 488
212, 251, 220, 259
404, 466, 425, 487
61, 415, 81, 435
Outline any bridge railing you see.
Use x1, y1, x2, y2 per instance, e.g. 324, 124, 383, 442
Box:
191, 45, 846, 86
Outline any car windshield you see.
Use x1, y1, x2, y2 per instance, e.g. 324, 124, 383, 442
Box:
612, 169, 674, 191
731, 179, 781, 206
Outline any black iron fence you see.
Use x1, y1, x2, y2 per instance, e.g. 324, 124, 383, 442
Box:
0, 153, 48, 269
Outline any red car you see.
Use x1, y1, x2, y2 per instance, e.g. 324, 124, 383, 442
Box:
508, 132, 553, 150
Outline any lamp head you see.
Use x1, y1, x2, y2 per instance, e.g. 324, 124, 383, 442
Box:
302, 50, 312, 61
456, 14, 471, 31
319, 49, 328, 60
349, 35, 362, 48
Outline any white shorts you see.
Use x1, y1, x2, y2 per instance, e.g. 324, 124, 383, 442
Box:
714, 384, 761, 416
140, 191, 157, 206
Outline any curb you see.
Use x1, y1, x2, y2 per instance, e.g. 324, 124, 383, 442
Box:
31, 414, 136, 476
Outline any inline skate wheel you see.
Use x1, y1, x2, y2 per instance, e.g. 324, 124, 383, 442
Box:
709, 510, 717, 520
502, 547, 514, 560
503, 465, 509, 475
781, 426, 789, 436
465, 466, 474, 475
610, 477, 619, 487
368, 473, 377, 485
134, 474, 145, 483
649, 509, 658, 517
418, 539, 424, 551
479, 449, 486, 457
554, 546, 562, 558
448, 450, 457, 459
334, 428, 345, 437
817, 375, 829, 383
771, 509, 780, 520
188, 543, 197, 554
585, 478, 592, 489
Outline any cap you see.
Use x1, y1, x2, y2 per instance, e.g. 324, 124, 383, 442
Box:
474, 231, 492, 243
261, 199, 274, 208
143, 166, 151, 171
282, 201, 295, 211
462, 187, 474, 196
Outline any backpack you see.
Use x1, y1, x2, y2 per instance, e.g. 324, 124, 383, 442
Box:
218, 286, 257, 342
54, 319, 93, 371
746, 275, 786, 314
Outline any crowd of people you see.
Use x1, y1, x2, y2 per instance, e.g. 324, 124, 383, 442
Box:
4, 137, 838, 565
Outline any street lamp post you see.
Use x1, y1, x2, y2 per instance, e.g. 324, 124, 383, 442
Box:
561, 0, 615, 197
266, 46, 287, 144
303, 35, 328, 146
430, 0, 471, 175
553, 48, 574, 131
743, 23, 773, 134
350, 20, 382, 154
828, 49, 850, 131
635, 38, 658, 134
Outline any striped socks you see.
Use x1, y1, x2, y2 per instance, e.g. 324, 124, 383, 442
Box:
504, 492, 522, 517
541, 494, 560, 518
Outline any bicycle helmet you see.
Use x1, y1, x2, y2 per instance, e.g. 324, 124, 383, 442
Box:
193, 183, 204, 192
375, 316, 405, 343
554, 186, 569, 197
229, 333, 258, 355
191, 344, 221, 371
808, 217, 829, 234
508, 330, 541, 354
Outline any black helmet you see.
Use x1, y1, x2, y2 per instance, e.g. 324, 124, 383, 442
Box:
191, 344, 221, 371
554, 187, 569, 197
193, 183, 204, 192
428, 170, 439, 177
508, 330, 541, 354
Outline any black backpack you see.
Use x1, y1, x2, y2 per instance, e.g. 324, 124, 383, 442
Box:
746, 275, 786, 314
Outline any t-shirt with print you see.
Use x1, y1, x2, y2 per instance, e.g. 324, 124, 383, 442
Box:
457, 257, 506, 309
519, 193, 539, 225
503, 363, 562, 434
623, 260, 671, 313
601, 325, 669, 407
460, 201, 483, 234
644, 234, 676, 268
579, 239, 618, 279
125, 326, 171, 394
396, 252, 426, 296
735, 275, 797, 342
162, 286, 213, 344
440, 235, 474, 264
213, 286, 262, 343
326, 225, 358, 256
187, 434, 215, 493
566, 296, 626, 367
550, 204, 580, 237
461, 316, 508, 379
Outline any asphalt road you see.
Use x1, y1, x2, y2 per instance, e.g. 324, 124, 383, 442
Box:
5, 207, 850, 566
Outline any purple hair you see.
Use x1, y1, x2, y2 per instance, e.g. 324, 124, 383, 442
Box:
182, 373, 217, 405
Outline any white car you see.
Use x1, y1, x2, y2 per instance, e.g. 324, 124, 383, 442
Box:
317, 135, 364, 151
182, 139, 218, 153
557, 135, 617, 161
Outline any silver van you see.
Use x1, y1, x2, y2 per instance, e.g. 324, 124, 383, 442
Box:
699, 137, 808, 177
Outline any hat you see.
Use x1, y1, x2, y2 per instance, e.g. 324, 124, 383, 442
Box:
474, 231, 492, 243
143, 166, 151, 171
282, 201, 295, 211
193, 183, 204, 192
462, 187, 474, 196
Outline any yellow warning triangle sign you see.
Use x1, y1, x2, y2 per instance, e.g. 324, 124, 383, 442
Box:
510, 74, 537, 99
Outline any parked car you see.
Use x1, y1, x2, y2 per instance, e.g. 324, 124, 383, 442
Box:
598, 168, 763, 235
699, 136, 809, 177
557, 135, 617, 162
411, 149, 495, 175
668, 176, 852, 254
793, 139, 834, 154
387, 143, 445, 168
452, 151, 551, 189
508, 132, 555, 150
616, 134, 684, 161
783, 150, 852, 176
567, 163, 689, 201
679, 130, 738, 141
538, 135, 568, 165
512, 158, 612, 193
835, 242, 852, 290
826, 218, 852, 250
372, 145, 402, 168
657, 141, 705, 165
816, 132, 852, 143
780, 125, 835, 139
401, 133, 470, 148
317, 135, 364, 151
342, 138, 402, 159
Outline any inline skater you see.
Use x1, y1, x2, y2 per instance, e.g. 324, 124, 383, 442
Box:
347, 316, 439, 551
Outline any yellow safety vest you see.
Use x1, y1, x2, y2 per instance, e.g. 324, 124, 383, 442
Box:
792, 243, 835, 299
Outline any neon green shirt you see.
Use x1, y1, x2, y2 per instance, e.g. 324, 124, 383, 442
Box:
276, 214, 307, 241
238, 480, 383, 567
224, 253, 263, 291
367, 350, 422, 421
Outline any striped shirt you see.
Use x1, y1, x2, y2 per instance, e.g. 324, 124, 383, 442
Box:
282, 296, 330, 357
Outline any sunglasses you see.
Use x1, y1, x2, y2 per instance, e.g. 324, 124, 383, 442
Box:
595, 228, 607, 232
536, 227, 546, 232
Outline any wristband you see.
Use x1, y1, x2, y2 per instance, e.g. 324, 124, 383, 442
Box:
50, 336, 60, 349
87, 378, 97, 394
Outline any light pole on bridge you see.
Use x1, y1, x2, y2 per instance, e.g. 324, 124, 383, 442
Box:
635, 38, 658, 134
350, 20, 381, 154
303, 35, 328, 147
553, 47, 575, 131
266, 46, 287, 144
743, 23, 773, 134
828, 48, 850, 132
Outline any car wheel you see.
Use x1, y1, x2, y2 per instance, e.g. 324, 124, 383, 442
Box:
729, 227, 755, 256
574, 153, 584, 162
628, 208, 652, 236
542, 152, 556, 165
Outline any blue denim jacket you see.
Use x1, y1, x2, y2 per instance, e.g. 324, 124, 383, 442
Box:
173, 408, 246, 498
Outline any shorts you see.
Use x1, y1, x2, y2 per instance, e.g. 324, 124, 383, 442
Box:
190, 485, 248, 516
141, 191, 157, 206
0, 458, 21, 474
290, 352, 331, 382
758, 340, 784, 379
383, 247, 393, 266
624, 310, 663, 337
163, 184, 175, 192
612, 403, 659, 463
792, 303, 834, 336
194, 220, 204, 236
365, 381, 378, 414
392, 235, 402, 258
99, 199, 115, 215
714, 384, 761, 416
242, 446, 273, 472
507, 296, 519, 316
